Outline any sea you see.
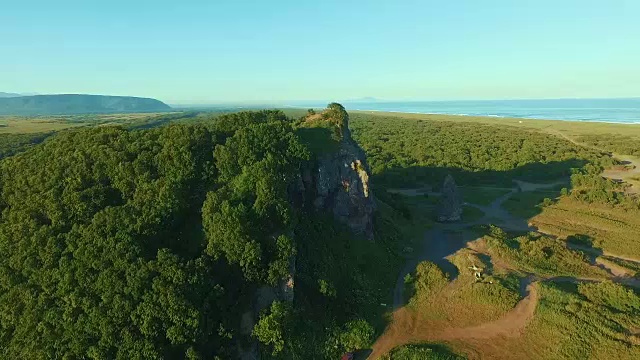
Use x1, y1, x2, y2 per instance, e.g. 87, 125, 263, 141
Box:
294, 98, 640, 124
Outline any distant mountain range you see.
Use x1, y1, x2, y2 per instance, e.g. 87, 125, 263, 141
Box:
0, 94, 171, 115
0, 92, 24, 98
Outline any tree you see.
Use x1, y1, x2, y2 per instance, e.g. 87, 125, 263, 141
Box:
202, 120, 309, 284
338, 320, 374, 352
253, 302, 293, 355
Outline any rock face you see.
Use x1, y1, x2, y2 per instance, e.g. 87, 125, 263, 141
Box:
306, 104, 376, 240
437, 174, 462, 222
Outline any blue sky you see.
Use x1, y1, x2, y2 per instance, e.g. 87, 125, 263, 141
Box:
1, 0, 639, 104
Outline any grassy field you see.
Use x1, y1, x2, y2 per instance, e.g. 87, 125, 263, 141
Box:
446, 280, 640, 360
461, 186, 511, 206
381, 343, 465, 359
0, 112, 182, 134
378, 230, 638, 359
0, 118, 85, 133
482, 231, 609, 278
531, 197, 640, 259
408, 251, 522, 327
502, 190, 559, 219
461, 206, 484, 222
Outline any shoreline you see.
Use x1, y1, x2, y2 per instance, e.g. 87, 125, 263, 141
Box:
283, 104, 640, 125
341, 109, 640, 140
347, 108, 640, 125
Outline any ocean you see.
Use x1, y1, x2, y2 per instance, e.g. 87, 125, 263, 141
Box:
297, 98, 640, 124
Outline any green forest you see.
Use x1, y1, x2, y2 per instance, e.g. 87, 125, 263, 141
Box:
2, 106, 640, 359
0, 106, 403, 359
349, 113, 611, 187
349, 113, 638, 208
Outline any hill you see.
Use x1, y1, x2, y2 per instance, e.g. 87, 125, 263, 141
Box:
0, 104, 397, 359
0, 92, 22, 98
0, 94, 171, 115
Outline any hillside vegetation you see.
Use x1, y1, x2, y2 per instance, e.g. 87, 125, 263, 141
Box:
0, 106, 405, 359
2, 107, 640, 359
349, 111, 640, 360
349, 113, 614, 188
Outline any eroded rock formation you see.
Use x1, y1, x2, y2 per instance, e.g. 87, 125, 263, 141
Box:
437, 174, 462, 222
303, 103, 376, 240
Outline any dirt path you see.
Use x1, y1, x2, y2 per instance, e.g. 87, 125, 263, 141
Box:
371, 267, 640, 360
371, 278, 538, 359
372, 178, 640, 359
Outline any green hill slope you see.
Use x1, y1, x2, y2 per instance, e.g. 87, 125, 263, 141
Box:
0, 94, 171, 115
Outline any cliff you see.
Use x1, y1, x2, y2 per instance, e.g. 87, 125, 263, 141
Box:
300, 103, 376, 240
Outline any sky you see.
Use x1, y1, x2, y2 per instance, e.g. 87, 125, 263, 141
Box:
1, 0, 639, 104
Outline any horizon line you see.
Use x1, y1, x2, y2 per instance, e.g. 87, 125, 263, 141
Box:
168, 96, 640, 107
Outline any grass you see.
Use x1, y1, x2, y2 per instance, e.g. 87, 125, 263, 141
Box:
408, 251, 522, 327
479, 281, 640, 359
530, 197, 640, 259
604, 257, 640, 278
393, 234, 640, 359
461, 205, 484, 222
0, 118, 85, 134
381, 343, 465, 360
502, 190, 559, 219
461, 186, 511, 206
0, 112, 182, 134
483, 231, 609, 278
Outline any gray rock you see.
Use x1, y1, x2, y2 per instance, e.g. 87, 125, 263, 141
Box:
437, 174, 462, 222
307, 108, 376, 240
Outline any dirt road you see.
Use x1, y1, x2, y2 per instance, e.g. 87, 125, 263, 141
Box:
371, 277, 539, 359
372, 176, 640, 359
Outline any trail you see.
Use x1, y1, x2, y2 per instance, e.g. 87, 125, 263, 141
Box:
372, 270, 640, 360
390, 179, 567, 307
372, 278, 538, 359
372, 177, 640, 359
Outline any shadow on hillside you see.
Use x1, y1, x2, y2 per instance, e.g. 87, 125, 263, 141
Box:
374, 159, 585, 189
375, 159, 580, 227
378, 160, 585, 309
566, 234, 605, 264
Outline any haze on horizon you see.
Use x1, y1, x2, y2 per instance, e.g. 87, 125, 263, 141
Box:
2, 0, 639, 104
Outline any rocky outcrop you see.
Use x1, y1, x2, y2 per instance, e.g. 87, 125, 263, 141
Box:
304, 103, 376, 240
437, 174, 462, 222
